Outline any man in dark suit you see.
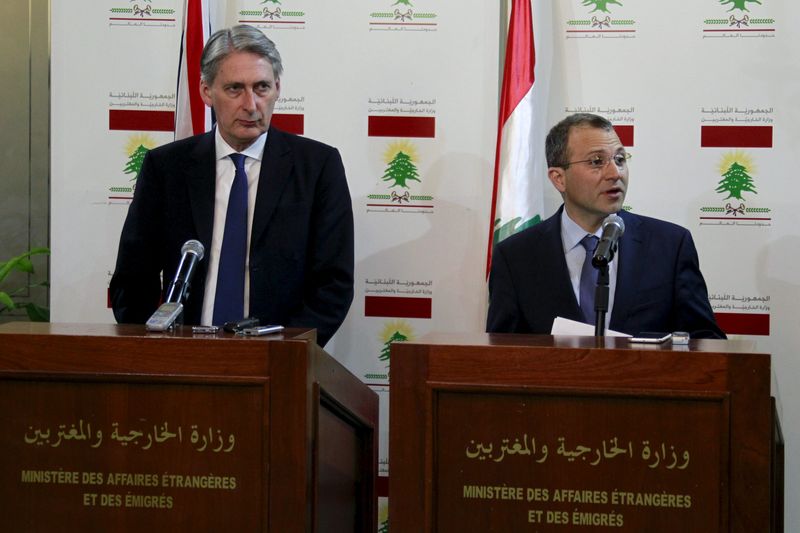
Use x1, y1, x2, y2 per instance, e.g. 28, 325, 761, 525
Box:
110, 25, 353, 346
487, 113, 724, 339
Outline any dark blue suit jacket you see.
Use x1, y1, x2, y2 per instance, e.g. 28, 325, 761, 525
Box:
110, 127, 354, 346
486, 207, 725, 339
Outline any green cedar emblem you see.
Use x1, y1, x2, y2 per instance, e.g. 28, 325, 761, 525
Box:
493, 215, 541, 245
379, 331, 409, 363
716, 161, 757, 200
719, 0, 762, 12
382, 151, 421, 189
582, 0, 623, 14
124, 145, 150, 179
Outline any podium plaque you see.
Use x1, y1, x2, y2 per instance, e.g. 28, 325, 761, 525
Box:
390, 333, 780, 532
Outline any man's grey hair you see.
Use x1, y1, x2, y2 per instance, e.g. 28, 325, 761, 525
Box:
545, 113, 615, 168
200, 24, 283, 84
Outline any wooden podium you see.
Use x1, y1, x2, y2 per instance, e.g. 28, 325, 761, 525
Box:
0, 323, 378, 532
390, 333, 782, 533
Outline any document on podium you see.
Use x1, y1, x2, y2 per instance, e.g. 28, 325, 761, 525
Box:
550, 316, 631, 337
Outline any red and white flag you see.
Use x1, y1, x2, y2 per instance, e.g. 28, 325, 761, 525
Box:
175, 0, 211, 140
486, 0, 545, 275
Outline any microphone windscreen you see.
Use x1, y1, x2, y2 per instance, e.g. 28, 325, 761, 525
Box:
181, 239, 205, 261
603, 214, 625, 236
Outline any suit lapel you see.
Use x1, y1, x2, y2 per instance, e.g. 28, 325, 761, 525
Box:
186, 132, 217, 248
609, 211, 644, 330
251, 127, 294, 245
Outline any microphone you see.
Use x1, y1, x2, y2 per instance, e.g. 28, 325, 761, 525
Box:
146, 239, 205, 331
592, 215, 625, 268
166, 239, 205, 304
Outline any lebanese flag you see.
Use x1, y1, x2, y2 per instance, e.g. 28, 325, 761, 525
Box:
486, 0, 544, 276
175, 0, 211, 139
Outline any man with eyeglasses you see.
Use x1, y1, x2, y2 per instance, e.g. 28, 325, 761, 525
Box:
487, 113, 724, 339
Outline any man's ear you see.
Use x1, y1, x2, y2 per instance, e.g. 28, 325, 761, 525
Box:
200, 79, 213, 108
548, 166, 566, 194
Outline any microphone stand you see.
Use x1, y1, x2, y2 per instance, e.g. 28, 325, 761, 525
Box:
165, 283, 187, 328
173, 284, 193, 327
174, 305, 185, 327
593, 265, 610, 337
165, 283, 186, 328
165, 246, 202, 328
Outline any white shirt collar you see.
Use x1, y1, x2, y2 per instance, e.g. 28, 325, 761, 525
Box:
213, 127, 268, 161
561, 208, 600, 252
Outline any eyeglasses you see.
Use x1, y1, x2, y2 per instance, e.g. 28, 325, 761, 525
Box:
562, 152, 632, 170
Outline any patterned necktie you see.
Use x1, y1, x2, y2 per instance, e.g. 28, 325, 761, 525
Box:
212, 153, 248, 325
578, 235, 599, 324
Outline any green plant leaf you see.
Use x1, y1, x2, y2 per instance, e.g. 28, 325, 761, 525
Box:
0, 247, 50, 317
0, 291, 15, 310
24, 302, 49, 322
15, 258, 35, 273
0, 262, 14, 283
0, 248, 49, 282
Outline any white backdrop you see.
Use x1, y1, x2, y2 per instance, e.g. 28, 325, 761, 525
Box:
51, 1, 799, 529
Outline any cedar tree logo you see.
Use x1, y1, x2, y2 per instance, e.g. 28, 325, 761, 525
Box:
378, 319, 414, 367
720, 0, 762, 12
704, 0, 772, 30
123, 134, 156, 190
568, 0, 634, 32
716, 151, 757, 201
493, 214, 541, 247
714, 151, 759, 216
382, 140, 421, 189
582, 0, 623, 14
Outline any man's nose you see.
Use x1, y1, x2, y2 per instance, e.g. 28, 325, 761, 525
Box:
604, 160, 623, 179
241, 88, 257, 111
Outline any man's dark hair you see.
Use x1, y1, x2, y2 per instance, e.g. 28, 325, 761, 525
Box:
545, 113, 615, 168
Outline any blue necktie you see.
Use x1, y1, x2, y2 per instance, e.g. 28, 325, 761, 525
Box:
212, 153, 248, 325
579, 235, 599, 325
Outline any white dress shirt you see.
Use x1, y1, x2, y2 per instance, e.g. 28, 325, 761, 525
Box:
200, 128, 267, 325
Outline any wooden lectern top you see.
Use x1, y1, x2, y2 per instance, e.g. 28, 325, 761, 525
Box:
0, 322, 317, 379
0, 321, 316, 342
404, 331, 761, 354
